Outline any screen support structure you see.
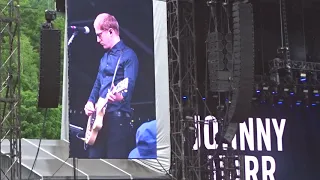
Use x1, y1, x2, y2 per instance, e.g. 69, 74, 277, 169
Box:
0, 0, 22, 180
167, 0, 201, 179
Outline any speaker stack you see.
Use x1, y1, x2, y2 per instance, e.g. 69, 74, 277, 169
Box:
38, 28, 61, 108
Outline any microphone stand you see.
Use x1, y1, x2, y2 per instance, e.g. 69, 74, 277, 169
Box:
67, 30, 78, 180
68, 31, 78, 46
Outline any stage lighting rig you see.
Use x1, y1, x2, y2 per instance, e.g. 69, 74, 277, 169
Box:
253, 69, 320, 107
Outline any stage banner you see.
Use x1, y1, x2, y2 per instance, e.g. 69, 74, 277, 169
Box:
67, 0, 170, 167
193, 105, 320, 179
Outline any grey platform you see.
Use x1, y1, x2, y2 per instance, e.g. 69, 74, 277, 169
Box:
1, 139, 170, 180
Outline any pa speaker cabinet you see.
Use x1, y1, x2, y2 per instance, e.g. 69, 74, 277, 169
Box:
38, 29, 61, 108
228, 2, 255, 123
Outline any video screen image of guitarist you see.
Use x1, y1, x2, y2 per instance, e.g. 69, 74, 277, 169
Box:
68, 0, 157, 159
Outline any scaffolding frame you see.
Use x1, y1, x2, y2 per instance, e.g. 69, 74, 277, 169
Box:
167, 0, 201, 179
0, 0, 21, 179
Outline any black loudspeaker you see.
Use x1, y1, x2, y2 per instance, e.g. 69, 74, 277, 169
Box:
221, 2, 254, 143
228, 2, 254, 123
38, 29, 61, 108
56, 0, 65, 13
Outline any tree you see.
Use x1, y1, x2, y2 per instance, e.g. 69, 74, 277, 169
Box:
20, 33, 62, 139
18, 0, 65, 139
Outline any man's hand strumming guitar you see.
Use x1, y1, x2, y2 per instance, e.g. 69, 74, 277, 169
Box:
84, 101, 95, 116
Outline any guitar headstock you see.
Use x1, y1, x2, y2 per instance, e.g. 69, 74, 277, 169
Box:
114, 78, 128, 94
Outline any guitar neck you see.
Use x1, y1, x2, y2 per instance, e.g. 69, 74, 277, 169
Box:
102, 89, 118, 107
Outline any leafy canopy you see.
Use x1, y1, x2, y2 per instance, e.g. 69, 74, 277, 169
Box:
19, 0, 65, 139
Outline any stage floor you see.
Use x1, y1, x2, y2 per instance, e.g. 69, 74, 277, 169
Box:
1, 139, 170, 180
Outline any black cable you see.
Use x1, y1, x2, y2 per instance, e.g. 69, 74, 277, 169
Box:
136, 159, 173, 179
0, 168, 9, 180
48, 157, 69, 179
27, 108, 48, 180
156, 159, 172, 179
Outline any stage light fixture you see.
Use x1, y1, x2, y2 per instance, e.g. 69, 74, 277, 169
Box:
283, 87, 290, 96
310, 99, 319, 106
289, 86, 297, 95
271, 86, 278, 94
296, 100, 302, 106
300, 72, 307, 82
255, 84, 261, 93
311, 101, 320, 106
313, 90, 319, 97
303, 89, 308, 94
277, 98, 284, 105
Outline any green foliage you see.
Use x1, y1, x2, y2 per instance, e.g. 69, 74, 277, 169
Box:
18, 0, 65, 139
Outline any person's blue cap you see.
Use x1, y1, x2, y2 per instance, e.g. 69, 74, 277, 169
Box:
129, 120, 157, 159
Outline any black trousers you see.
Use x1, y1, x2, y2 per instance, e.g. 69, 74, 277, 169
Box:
88, 111, 133, 159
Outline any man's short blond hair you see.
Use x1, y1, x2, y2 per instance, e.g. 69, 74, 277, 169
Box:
94, 13, 120, 35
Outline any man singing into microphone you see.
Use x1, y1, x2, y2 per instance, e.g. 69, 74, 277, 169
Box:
84, 13, 139, 159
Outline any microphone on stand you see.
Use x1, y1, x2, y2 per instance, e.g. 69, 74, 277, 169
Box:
68, 26, 90, 46
69, 26, 90, 34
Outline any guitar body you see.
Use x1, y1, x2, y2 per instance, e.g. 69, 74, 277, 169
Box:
83, 107, 105, 145
82, 78, 128, 148
84, 118, 98, 145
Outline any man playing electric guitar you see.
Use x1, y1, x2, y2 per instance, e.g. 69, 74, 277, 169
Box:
84, 13, 139, 159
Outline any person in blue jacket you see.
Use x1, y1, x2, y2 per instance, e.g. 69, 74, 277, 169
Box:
129, 120, 157, 159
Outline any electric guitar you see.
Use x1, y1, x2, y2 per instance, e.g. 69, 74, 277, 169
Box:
82, 78, 128, 146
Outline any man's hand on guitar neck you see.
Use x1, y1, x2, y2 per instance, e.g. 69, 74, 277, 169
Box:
106, 91, 123, 102
106, 83, 124, 103
94, 92, 123, 115
84, 84, 125, 116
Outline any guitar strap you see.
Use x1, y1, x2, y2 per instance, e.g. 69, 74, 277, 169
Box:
110, 50, 124, 88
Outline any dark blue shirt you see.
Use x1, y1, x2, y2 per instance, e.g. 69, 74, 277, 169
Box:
88, 40, 139, 113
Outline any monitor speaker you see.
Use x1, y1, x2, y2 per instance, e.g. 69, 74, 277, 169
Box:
38, 29, 61, 108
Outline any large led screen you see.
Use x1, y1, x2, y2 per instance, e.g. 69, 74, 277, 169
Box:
66, 0, 170, 164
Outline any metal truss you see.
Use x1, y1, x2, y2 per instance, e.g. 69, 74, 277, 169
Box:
167, 0, 200, 179
269, 58, 320, 72
208, 146, 245, 180
0, 0, 21, 179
